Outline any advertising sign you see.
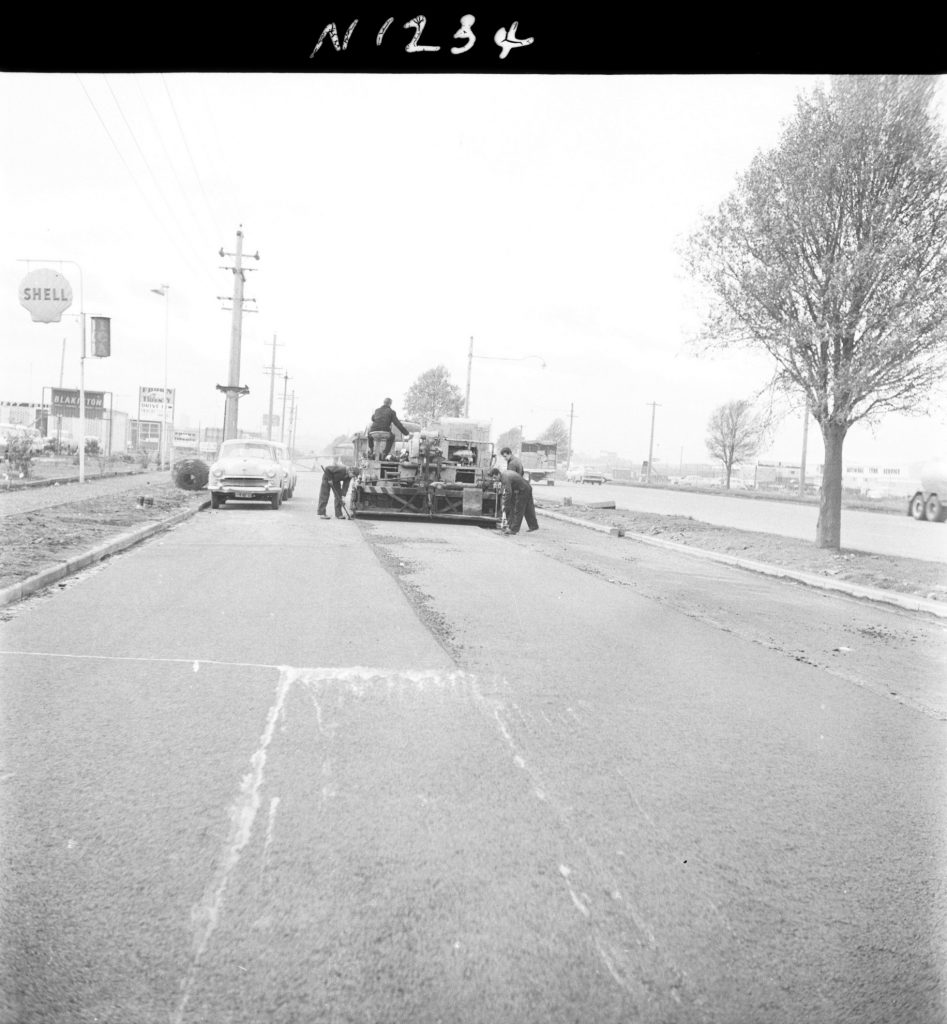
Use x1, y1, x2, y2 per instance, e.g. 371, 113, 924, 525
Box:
19, 269, 74, 323
139, 386, 174, 420
173, 430, 197, 446
50, 388, 105, 419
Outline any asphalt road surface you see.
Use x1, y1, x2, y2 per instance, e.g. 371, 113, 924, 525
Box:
548, 481, 947, 564
1, 473, 945, 1024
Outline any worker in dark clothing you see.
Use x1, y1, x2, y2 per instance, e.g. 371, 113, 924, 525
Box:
488, 467, 538, 534
367, 397, 409, 458
500, 446, 525, 477
318, 458, 352, 519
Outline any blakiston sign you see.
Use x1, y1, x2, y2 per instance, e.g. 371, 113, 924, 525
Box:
50, 388, 105, 419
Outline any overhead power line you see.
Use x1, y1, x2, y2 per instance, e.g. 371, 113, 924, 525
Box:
162, 75, 225, 242
102, 75, 215, 284
75, 74, 216, 289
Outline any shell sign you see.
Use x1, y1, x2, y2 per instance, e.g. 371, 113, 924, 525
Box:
19, 268, 74, 323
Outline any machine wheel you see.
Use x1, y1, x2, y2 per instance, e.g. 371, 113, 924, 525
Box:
910, 493, 927, 520
271, 491, 282, 510
925, 494, 946, 522
210, 492, 224, 509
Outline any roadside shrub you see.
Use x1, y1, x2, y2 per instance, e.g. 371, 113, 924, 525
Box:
4, 435, 33, 478
174, 458, 209, 491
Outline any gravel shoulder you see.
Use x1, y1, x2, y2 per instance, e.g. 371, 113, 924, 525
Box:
1, 473, 944, 607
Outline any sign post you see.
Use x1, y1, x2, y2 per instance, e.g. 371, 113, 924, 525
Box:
18, 263, 89, 481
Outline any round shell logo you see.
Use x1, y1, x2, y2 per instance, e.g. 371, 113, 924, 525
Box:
19, 268, 74, 323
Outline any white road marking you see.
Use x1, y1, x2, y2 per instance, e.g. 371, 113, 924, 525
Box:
259, 796, 280, 888
172, 666, 296, 1024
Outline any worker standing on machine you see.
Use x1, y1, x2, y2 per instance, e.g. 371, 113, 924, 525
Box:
367, 398, 409, 459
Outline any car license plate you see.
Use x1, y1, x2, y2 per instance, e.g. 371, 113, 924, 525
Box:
235, 491, 255, 498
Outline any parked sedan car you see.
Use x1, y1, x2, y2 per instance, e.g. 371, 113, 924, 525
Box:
207, 439, 289, 509
272, 442, 297, 499
566, 466, 606, 484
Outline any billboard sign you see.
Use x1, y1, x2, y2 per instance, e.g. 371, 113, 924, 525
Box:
173, 430, 197, 446
139, 386, 174, 420
19, 269, 73, 323
50, 388, 105, 419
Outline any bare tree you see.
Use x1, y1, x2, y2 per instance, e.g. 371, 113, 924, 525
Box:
686, 76, 947, 548
403, 366, 463, 426
706, 399, 766, 487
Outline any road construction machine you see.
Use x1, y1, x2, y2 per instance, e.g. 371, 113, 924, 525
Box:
347, 417, 503, 525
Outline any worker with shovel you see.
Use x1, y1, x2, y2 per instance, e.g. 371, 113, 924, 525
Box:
318, 457, 352, 520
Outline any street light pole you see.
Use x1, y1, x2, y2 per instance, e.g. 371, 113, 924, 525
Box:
151, 285, 170, 469
646, 401, 660, 484
465, 336, 473, 417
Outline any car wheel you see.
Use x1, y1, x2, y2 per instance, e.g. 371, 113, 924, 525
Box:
925, 494, 946, 523
210, 492, 224, 509
910, 493, 927, 520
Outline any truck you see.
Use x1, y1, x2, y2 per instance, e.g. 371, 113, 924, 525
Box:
347, 417, 503, 526
519, 440, 558, 485
908, 460, 947, 522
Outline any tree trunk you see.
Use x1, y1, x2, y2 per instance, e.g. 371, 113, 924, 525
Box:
816, 422, 847, 549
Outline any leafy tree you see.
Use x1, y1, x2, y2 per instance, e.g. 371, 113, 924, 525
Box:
538, 418, 570, 455
705, 399, 767, 488
685, 75, 947, 548
496, 425, 523, 451
403, 365, 463, 426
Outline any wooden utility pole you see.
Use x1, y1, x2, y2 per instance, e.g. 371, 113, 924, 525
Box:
217, 226, 259, 440
280, 372, 291, 444
465, 336, 473, 417
264, 334, 283, 440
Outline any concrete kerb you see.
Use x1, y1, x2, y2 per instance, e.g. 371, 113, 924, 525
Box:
537, 508, 947, 620
0, 499, 210, 608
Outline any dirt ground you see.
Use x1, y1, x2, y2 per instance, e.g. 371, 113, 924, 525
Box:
0, 478, 206, 590
1, 474, 945, 604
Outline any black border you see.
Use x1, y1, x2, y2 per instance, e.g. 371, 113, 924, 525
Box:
2, 9, 925, 75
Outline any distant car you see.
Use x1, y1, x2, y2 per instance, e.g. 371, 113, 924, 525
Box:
272, 442, 297, 499
207, 439, 289, 509
566, 466, 606, 484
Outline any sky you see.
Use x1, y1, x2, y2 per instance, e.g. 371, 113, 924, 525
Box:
3, 72, 946, 468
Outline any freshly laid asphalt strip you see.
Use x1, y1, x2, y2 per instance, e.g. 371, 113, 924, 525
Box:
1, 501, 944, 619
